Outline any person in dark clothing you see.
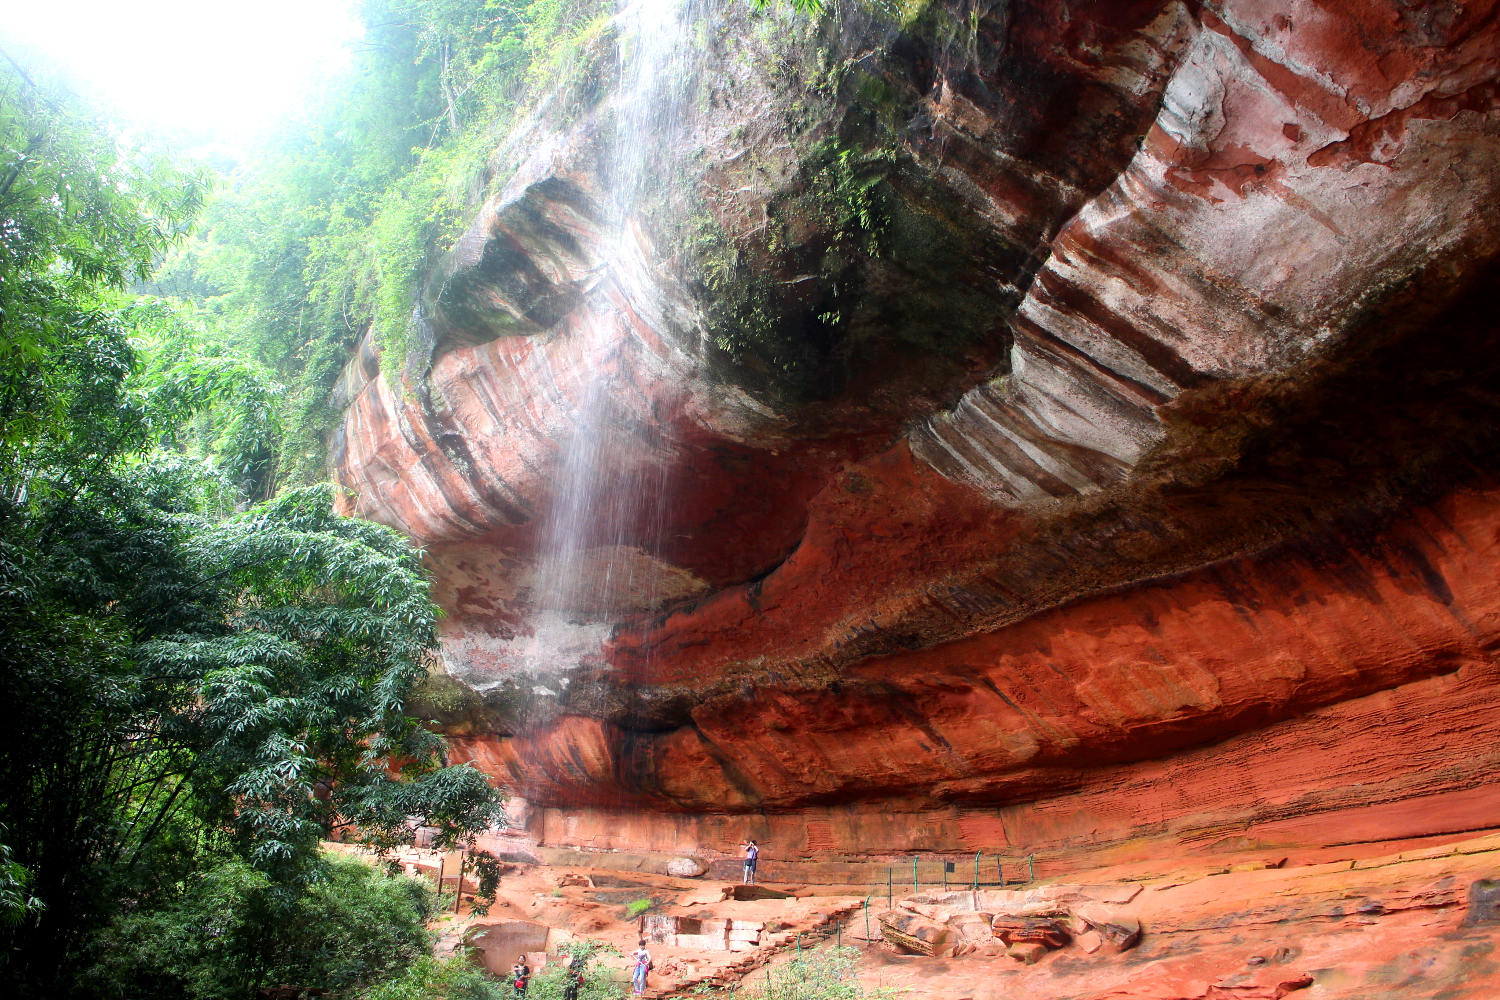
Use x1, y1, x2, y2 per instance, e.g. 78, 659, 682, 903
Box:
511, 958, 531, 998
563, 955, 586, 1000
742, 839, 759, 885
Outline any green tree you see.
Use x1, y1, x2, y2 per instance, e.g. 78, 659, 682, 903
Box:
0, 44, 504, 997
86, 856, 440, 999
0, 829, 43, 936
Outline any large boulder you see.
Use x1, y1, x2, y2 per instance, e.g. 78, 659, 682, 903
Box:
944, 912, 996, 956
1072, 904, 1142, 951
665, 857, 707, 878
878, 909, 950, 956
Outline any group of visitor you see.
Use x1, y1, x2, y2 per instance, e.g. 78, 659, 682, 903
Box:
628, 839, 762, 995
509, 838, 765, 998
511, 954, 585, 998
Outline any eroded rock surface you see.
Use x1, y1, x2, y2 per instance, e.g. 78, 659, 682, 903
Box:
332, 0, 1500, 869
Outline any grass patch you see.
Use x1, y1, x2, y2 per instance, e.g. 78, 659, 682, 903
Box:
737, 947, 901, 1000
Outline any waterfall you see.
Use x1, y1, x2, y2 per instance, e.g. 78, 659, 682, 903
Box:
523, 0, 700, 672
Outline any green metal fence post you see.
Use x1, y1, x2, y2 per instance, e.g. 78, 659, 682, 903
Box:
1027, 854, 1035, 883
912, 856, 918, 894
864, 896, 871, 943
973, 852, 980, 892
996, 855, 1003, 886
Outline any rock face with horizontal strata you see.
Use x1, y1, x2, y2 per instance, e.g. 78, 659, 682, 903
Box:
331, 0, 1500, 865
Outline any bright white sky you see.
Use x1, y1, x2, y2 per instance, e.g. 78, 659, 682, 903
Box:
0, 0, 364, 142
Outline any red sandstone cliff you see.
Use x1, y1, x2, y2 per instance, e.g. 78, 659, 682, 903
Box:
329, 0, 1500, 862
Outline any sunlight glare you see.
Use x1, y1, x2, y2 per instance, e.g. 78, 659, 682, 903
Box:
0, 0, 363, 140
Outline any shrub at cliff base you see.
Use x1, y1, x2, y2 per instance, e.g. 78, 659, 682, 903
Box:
739, 948, 898, 1000
84, 857, 435, 998
360, 955, 506, 1000
520, 939, 626, 1000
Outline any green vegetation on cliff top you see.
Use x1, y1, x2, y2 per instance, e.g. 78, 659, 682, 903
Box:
150, 0, 612, 495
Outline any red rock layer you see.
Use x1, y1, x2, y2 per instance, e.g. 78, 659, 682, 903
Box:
459, 661, 1500, 869
454, 481, 1500, 837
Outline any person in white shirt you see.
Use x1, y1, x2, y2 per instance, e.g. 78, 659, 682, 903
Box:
743, 839, 759, 884
632, 940, 652, 995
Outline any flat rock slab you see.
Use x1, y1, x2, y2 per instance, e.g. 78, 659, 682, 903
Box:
590, 875, 652, 889
723, 884, 806, 901
464, 920, 550, 976
589, 890, 664, 904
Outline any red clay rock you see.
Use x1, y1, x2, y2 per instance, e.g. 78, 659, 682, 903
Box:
878, 909, 949, 956
452, 485, 1500, 832
1073, 905, 1141, 951
1007, 941, 1049, 965
344, 0, 1500, 708
991, 917, 1069, 948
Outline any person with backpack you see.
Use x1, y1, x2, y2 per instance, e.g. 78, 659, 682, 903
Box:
742, 839, 759, 885
632, 939, 652, 995
563, 954, 586, 1000
511, 957, 530, 998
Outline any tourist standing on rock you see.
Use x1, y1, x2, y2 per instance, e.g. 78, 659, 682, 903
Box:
742, 839, 759, 884
511, 957, 530, 998
632, 939, 652, 995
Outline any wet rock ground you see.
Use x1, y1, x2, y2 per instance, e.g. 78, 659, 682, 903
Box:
840, 829, 1500, 999
348, 850, 863, 994
337, 825, 1500, 998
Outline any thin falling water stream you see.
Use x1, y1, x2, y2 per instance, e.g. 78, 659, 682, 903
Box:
523, 0, 701, 741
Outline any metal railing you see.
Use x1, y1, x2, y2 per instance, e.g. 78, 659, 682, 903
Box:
876, 852, 1039, 908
